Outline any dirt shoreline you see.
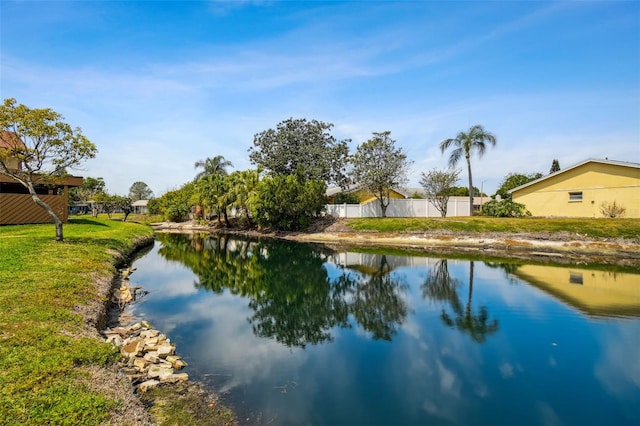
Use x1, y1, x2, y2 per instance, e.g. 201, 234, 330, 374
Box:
152, 219, 640, 267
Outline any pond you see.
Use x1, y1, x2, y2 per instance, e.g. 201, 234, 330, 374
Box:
128, 233, 640, 426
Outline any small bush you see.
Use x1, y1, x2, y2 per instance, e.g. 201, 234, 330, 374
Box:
482, 199, 531, 217
164, 204, 191, 222
600, 201, 626, 218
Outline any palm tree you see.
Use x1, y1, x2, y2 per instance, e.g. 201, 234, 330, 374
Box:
440, 261, 499, 343
194, 155, 233, 181
228, 169, 260, 227
439, 125, 496, 216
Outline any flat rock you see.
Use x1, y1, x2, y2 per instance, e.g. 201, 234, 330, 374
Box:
157, 344, 174, 358
173, 359, 188, 370
138, 379, 160, 392
148, 365, 174, 379
122, 338, 144, 357
160, 373, 189, 384
106, 334, 123, 346
143, 352, 160, 363
133, 357, 150, 371
140, 329, 159, 339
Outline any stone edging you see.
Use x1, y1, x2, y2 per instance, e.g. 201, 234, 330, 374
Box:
103, 319, 189, 393
102, 266, 190, 393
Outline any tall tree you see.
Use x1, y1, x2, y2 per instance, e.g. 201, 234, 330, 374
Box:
193, 155, 233, 181
419, 168, 460, 217
494, 172, 542, 200
69, 176, 105, 204
0, 98, 97, 241
352, 131, 411, 217
439, 124, 496, 216
549, 159, 560, 174
228, 169, 260, 227
249, 118, 351, 187
253, 173, 327, 231
128, 181, 154, 201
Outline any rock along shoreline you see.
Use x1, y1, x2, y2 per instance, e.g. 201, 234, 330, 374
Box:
95, 237, 235, 425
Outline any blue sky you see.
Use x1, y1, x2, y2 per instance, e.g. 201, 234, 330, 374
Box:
2, 0, 639, 196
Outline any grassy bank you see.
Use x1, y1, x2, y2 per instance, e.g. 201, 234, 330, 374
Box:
346, 217, 640, 240
0, 217, 154, 425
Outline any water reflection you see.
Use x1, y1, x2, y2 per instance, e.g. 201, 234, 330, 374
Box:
511, 264, 640, 318
129, 234, 640, 426
156, 233, 408, 347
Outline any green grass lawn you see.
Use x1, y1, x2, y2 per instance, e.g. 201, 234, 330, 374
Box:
346, 217, 640, 240
0, 217, 154, 425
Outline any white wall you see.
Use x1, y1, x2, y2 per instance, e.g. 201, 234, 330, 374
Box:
324, 197, 471, 218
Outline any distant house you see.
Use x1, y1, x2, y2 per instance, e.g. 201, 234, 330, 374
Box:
132, 199, 149, 214
326, 184, 408, 204
0, 132, 83, 225
509, 159, 640, 218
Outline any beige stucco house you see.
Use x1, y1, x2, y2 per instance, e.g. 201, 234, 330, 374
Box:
509, 159, 640, 218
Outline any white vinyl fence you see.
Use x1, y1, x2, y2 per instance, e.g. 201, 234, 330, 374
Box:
324, 197, 472, 218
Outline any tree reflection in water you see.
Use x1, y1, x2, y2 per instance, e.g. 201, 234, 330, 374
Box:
156, 233, 408, 348
423, 259, 499, 343
349, 255, 409, 341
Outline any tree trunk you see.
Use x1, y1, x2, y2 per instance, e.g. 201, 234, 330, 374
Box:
244, 207, 253, 227
466, 155, 474, 216
28, 188, 64, 241
223, 208, 230, 227
380, 197, 389, 218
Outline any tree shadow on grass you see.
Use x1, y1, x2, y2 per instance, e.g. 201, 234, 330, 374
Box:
68, 218, 110, 227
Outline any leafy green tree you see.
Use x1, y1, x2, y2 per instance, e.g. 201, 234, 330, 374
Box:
253, 173, 327, 231
93, 192, 118, 218
550, 159, 560, 174
495, 172, 542, 200
112, 195, 133, 221
194, 175, 218, 221
448, 186, 483, 197
351, 131, 411, 217
334, 191, 360, 204
419, 168, 460, 217
194, 155, 233, 181
439, 124, 497, 216
69, 176, 105, 204
0, 98, 97, 241
249, 118, 350, 187
153, 182, 195, 222
147, 198, 161, 215
128, 181, 153, 201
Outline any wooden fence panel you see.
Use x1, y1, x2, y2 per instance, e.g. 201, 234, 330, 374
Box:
0, 194, 68, 225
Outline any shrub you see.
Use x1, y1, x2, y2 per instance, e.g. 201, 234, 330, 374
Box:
482, 198, 531, 217
600, 201, 626, 218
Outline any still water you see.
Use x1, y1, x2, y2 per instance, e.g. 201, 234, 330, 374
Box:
129, 233, 640, 426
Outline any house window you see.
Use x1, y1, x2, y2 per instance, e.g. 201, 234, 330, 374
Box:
569, 192, 583, 202
569, 272, 583, 285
